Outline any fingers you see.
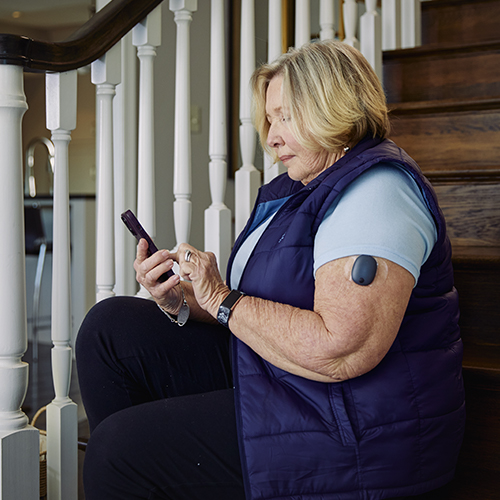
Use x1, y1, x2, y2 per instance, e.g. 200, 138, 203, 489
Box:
134, 240, 178, 289
135, 238, 150, 262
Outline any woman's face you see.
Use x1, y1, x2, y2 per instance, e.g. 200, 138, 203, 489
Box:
265, 75, 340, 185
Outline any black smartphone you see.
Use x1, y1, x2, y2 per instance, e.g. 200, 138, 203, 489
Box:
121, 209, 174, 282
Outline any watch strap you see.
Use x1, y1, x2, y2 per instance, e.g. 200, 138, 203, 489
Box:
217, 290, 245, 328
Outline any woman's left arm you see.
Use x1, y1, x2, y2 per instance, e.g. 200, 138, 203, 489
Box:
196, 254, 414, 382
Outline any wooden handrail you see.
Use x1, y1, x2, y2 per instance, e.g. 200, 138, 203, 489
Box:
0, 0, 163, 72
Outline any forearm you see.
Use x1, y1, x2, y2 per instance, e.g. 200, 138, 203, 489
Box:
208, 293, 351, 382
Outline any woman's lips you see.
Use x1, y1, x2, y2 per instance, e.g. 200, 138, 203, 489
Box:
279, 155, 294, 164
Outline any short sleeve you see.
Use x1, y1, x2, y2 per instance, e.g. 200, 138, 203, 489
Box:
313, 163, 437, 284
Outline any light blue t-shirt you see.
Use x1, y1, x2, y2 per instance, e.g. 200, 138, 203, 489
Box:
231, 163, 437, 289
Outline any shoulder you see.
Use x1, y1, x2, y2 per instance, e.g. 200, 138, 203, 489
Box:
313, 162, 437, 283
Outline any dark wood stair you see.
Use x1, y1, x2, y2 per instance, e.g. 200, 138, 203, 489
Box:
384, 1, 500, 498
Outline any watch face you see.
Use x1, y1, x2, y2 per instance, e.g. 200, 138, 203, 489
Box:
218, 308, 230, 326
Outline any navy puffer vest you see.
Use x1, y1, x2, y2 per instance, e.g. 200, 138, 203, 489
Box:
227, 136, 465, 500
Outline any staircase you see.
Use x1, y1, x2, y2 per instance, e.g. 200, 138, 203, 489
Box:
384, 1, 500, 498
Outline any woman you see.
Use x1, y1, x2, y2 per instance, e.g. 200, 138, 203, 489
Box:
77, 40, 465, 500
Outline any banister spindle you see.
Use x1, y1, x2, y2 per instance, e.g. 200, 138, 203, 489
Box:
235, 0, 261, 237
114, 32, 138, 296
46, 69, 78, 500
0, 63, 39, 500
295, 0, 311, 48
361, 0, 382, 81
133, 5, 162, 296
343, 0, 360, 49
382, 0, 402, 50
92, 35, 121, 302
401, 0, 421, 49
205, 0, 232, 278
320, 0, 336, 41
264, 0, 285, 184
170, 0, 197, 247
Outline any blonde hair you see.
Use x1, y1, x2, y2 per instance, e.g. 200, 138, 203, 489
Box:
251, 40, 390, 161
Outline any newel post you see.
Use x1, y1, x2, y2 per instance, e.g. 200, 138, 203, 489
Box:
0, 65, 39, 500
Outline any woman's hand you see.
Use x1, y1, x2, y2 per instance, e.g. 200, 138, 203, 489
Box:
134, 240, 229, 323
174, 243, 229, 318
133, 239, 183, 314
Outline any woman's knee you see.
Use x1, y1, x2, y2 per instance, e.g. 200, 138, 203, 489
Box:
76, 296, 149, 360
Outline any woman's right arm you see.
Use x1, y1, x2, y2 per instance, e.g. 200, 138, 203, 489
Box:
133, 239, 217, 324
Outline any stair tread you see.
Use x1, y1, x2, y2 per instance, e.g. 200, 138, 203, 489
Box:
389, 96, 500, 114
384, 39, 500, 61
452, 246, 500, 267
463, 343, 500, 373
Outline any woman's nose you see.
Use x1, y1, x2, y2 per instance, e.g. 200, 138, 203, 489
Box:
267, 123, 283, 149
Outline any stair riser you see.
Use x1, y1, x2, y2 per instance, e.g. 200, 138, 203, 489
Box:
422, 0, 500, 45
384, 46, 500, 103
389, 109, 500, 170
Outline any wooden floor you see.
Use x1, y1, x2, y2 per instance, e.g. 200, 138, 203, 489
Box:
23, 341, 88, 500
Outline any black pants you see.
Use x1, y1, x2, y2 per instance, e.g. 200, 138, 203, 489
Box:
76, 296, 246, 500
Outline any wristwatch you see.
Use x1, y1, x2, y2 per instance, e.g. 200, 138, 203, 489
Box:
217, 290, 246, 328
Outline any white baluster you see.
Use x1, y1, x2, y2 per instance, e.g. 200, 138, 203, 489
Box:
205, 0, 232, 278
92, 38, 121, 302
46, 69, 78, 500
320, 0, 336, 41
133, 5, 162, 296
361, 0, 382, 81
0, 64, 39, 500
295, 0, 310, 47
343, 0, 360, 49
401, 0, 421, 49
170, 0, 197, 247
267, 0, 282, 68
264, 0, 286, 184
114, 32, 138, 296
235, 0, 261, 237
382, 0, 401, 50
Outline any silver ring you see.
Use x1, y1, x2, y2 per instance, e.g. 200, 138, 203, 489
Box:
185, 249, 192, 262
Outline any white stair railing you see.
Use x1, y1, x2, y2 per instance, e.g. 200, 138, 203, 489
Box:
382, 0, 402, 50
320, 0, 336, 41
171, 0, 197, 248
361, 0, 383, 80
295, 0, 311, 48
401, 0, 422, 49
205, 0, 232, 278
343, 0, 360, 49
46, 69, 78, 500
235, 0, 261, 238
93, 35, 121, 302
134, 5, 162, 296
114, 32, 138, 297
263, 0, 286, 185
0, 63, 39, 500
